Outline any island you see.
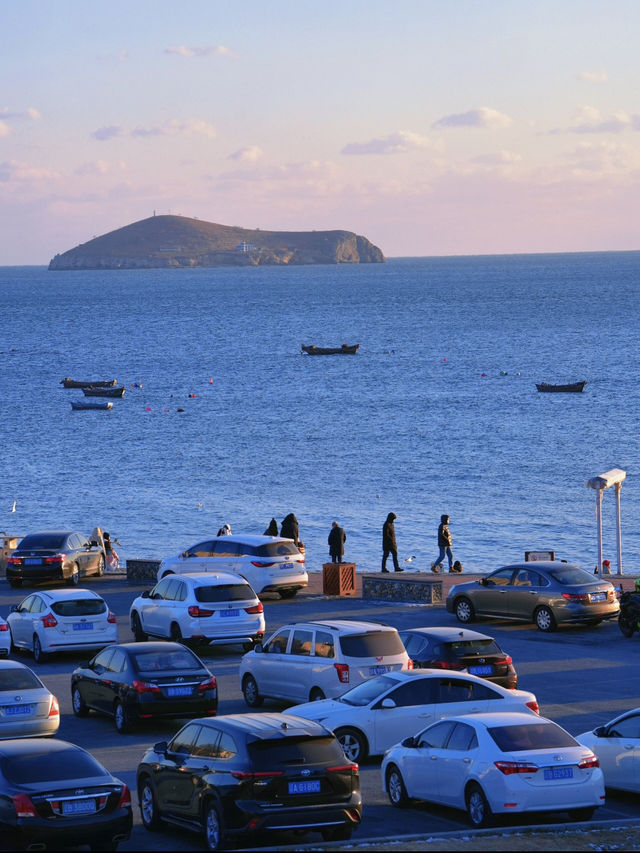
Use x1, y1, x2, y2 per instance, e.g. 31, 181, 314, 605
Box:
48, 215, 385, 270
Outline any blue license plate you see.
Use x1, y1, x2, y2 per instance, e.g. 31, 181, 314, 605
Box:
590, 592, 606, 602
288, 780, 321, 794
469, 665, 493, 675
220, 609, 239, 617
5, 704, 32, 716
73, 622, 94, 631
543, 767, 573, 780
25, 558, 41, 565
369, 665, 390, 676
167, 686, 192, 697
62, 799, 96, 815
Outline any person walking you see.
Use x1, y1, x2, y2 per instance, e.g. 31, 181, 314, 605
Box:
431, 514, 454, 573
280, 513, 300, 547
382, 512, 403, 573
328, 521, 346, 563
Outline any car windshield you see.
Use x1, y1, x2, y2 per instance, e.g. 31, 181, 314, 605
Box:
16, 533, 66, 550
132, 649, 204, 673
1, 749, 108, 783
254, 542, 300, 557
0, 668, 43, 691
339, 675, 397, 706
339, 631, 405, 658
195, 584, 253, 602
51, 599, 106, 616
489, 722, 577, 752
248, 735, 345, 768
547, 565, 598, 585
446, 639, 501, 657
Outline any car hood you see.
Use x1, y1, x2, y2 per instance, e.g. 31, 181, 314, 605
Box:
287, 698, 346, 719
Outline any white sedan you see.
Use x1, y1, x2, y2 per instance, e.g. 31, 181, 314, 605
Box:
0, 660, 60, 738
577, 708, 640, 793
0, 617, 10, 657
288, 670, 539, 762
382, 712, 604, 827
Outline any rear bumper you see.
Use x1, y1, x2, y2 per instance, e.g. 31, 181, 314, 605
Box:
133, 695, 218, 718
231, 795, 362, 835
10, 808, 132, 850
7, 566, 65, 582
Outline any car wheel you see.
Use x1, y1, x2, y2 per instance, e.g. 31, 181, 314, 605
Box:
132, 612, 147, 642
242, 674, 263, 708
139, 777, 161, 831
66, 563, 80, 586
242, 641, 255, 652
535, 605, 557, 632
33, 635, 48, 663
309, 687, 326, 702
72, 685, 90, 717
386, 764, 410, 808
619, 613, 636, 637
466, 783, 493, 827
114, 700, 133, 734
455, 596, 475, 624
278, 589, 297, 599
334, 727, 367, 763
170, 623, 183, 642
569, 806, 595, 821
95, 555, 105, 577
202, 799, 226, 851
8, 579, 22, 588
321, 826, 353, 841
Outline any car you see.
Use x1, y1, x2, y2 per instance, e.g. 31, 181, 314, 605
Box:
0, 660, 60, 738
7, 588, 118, 663
70, 641, 218, 733
6, 529, 106, 587
577, 708, 640, 793
239, 619, 411, 707
158, 534, 308, 599
381, 711, 604, 827
136, 712, 362, 850
0, 617, 10, 658
288, 670, 539, 762
0, 737, 132, 851
446, 561, 619, 632
129, 571, 265, 650
398, 626, 518, 689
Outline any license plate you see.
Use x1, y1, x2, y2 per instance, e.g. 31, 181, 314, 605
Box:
288, 780, 321, 794
220, 609, 239, 617
5, 704, 32, 716
167, 686, 192, 697
590, 592, 606, 602
469, 665, 493, 675
369, 665, 391, 676
73, 622, 94, 631
25, 558, 41, 565
543, 767, 573, 780
62, 798, 96, 815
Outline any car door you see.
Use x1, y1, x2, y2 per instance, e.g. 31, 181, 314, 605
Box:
83, 647, 116, 711
372, 677, 439, 754
286, 628, 315, 702
67, 534, 88, 576
252, 628, 292, 698
142, 577, 174, 635
76, 533, 99, 575
213, 538, 244, 578
508, 568, 547, 619
402, 720, 456, 800
432, 721, 479, 806
154, 578, 184, 638
596, 713, 640, 790
433, 676, 490, 720
474, 567, 516, 616
154, 723, 204, 814
180, 540, 218, 573
9, 595, 37, 647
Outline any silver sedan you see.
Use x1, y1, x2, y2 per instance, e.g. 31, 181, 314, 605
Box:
0, 660, 60, 737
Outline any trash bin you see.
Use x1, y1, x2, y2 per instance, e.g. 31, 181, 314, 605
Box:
322, 563, 356, 596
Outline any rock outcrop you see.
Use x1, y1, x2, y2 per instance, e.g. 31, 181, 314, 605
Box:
48, 215, 385, 270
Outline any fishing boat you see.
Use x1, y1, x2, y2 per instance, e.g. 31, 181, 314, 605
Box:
301, 343, 360, 355
61, 377, 117, 388
71, 401, 113, 411
536, 380, 587, 393
82, 385, 126, 398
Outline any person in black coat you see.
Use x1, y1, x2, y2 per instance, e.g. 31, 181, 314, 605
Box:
280, 513, 299, 547
328, 521, 346, 563
431, 514, 454, 573
264, 518, 279, 536
382, 512, 403, 572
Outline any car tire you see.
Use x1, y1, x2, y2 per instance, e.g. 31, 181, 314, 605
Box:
242, 674, 263, 708
535, 605, 557, 632
170, 622, 183, 642
386, 764, 410, 808
619, 613, 636, 638
8, 578, 22, 588
569, 806, 595, 821
242, 641, 255, 652
33, 634, 48, 663
202, 799, 226, 851
466, 783, 493, 827
334, 727, 367, 763
321, 826, 353, 841
309, 687, 326, 702
139, 777, 162, 831
454, 596, 475, 624
132, 612, 147, 642
95, 555, 105, 577
72, 685, 90, 717
278, 589, 297, 599
114, 700, 134, 734
66, 563, 80, 586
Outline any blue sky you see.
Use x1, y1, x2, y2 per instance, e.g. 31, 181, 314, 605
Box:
2, 0, 640, 262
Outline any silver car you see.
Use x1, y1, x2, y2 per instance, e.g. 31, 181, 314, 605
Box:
0, 660, 60, 737
446, 562, 619, 632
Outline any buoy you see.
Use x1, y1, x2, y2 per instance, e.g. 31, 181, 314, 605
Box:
442, 357, 447, 362
481, 373, 487, 377
188, 394, 196, 398
177, 407, 184, 412
208, 378, 213, 384
145, 407, 151, 411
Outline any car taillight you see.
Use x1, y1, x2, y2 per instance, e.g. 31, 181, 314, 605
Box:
44, 554, 65, 564
188, 606, 214, 617
494, 760, 538, 775
251, 561, 276, 567
607, 589, 616, 601
526, 700, 540, 715
295, 558, 305, 564
41, 613, 58, 628
12, 793, 37, 817
198, 676, 217, 692
117, 784, 132, 809
327, 763, 358, 773
48, 695, 60, 717
132, 680, 161, 694
245, 603, 264, 614
562, 592, 588, 601
430, 660, 465, 670
493, 656, 512, 666
231, 770, 284, 780
578, 754, 600, 769
7, 556, 21, 565
0, 623, 8, 632
107, 611, 117, 624
334, 663, 349, 683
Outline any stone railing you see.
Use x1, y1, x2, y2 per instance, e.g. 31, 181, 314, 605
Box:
362, 572, 443, 604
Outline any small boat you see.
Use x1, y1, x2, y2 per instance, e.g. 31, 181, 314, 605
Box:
536, 380, 587, 393
61, 377, 117, 388
301, 344, 360, 355
82, 385, 126, 398
71, 401, 113, 411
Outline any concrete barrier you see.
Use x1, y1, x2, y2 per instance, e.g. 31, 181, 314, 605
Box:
126, 558, 161, 583
362, 572, 444, 604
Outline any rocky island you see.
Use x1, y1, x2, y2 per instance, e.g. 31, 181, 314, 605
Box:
48, 215, 385, 270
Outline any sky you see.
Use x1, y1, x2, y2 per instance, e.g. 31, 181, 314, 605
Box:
2, 0, 640, 263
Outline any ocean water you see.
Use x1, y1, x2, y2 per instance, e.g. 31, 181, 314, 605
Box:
1, 253, 639, 574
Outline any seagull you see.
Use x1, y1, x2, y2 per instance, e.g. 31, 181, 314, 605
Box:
405, 555, 417, 562
9, 499, 16, 513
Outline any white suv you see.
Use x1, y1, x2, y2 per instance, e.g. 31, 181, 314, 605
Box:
239, 619, 411, 707
158, 534, 308, 599
129, 572, 265, 650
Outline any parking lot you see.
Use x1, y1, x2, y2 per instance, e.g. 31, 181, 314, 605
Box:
2, 573, 640, 850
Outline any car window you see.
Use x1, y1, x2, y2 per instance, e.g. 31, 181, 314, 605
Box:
446, 638, 501, 658
107, 649, 127, 673
446, 722, 478, 751
18, 595, 36, 613
170, 723, 202, 754
248, 736, 344, 768
152, 578, 173, 598
1, 748, 108, 784
264, 629, 291, 654
186, 541, 216, 557
213, 540, 242, 557
76, 535, 90, 549
191, 727, 221, 757
467, 682, 502, 700
339, 631, 405, 658
0, 667, 43, 690
164, 579, 182, 600
400, 634, 428, 656
339, 675, 397, 706
513, 569, 538, 586
32, 597, 46, 613
609, 715, 640, 739
195, 584, 254, 603
16, 533, 66, 550
489, 722, 577, 752
218, 732, 238, 759
418, 721, 456, 749
235, 542, 255, 556
92, 647, 115, 670
313, 630, 335, 658
485, 568, 515, 586
436, 677, 476, 704
547, 565, 595, 585
51, 598, 106, 616
254, 541, 300, 558
291, 629, 313, 656
132, 648, 203, 672
385, 678, 437, 707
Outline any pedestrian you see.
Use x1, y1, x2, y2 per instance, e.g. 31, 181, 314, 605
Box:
328, 521, 346, 563
280, 513, 299, 547
217, 524, 232, 536
431, 514, 454, 573
264, 518, 279, 536
103, 531, 120, 571
382, 512, 403, 573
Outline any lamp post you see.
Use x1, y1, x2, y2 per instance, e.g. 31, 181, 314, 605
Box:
585, 468, 626, 576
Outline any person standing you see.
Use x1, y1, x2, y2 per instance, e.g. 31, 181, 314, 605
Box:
431, 514, 454, 573
328, 521, 346, 563
264, 518, 279, 536
280, 513, 300, 547
382, 512, 403, 573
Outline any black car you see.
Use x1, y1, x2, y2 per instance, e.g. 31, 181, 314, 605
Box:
398, 627, 518, 689
136, 712, 362, 851
0, 737, 132, 852
6, 530, 106, 588
70, 641, 218, 733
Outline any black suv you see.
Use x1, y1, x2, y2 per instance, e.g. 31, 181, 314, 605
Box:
136, 712, 361, 850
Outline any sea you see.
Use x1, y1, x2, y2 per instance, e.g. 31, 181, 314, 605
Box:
1, 253, 639, 576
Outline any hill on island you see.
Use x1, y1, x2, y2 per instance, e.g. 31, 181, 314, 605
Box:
48, 215, 385, 270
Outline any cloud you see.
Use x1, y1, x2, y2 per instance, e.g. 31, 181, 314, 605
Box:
93, 119, 217, 141
562, 140, 640, 175
566, 106, 640, 134
0, 160, 60, 182
432, 107, 513, 129
0, 121, 9, 138
74, 160, 124, 176
92, 125, 123, 141
342, 130, 434, 155
164, 45, 234, 58
228, 145, 264, 162
0, 107, 41, 121
470, 150, 522, 166
579, 68, 608, 83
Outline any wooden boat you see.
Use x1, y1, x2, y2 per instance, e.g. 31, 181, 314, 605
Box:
61, 377, 117, 388
536, 380, 587, 393
82, 385, 125, 398
71, 401, 113, 411
301, 344, 360, 355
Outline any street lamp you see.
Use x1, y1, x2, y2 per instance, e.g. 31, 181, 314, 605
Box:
585, 468, 626, 576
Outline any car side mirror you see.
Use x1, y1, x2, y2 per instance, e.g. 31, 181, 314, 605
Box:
593, 726, 606, 738
253, 643, 263, 653
381, 698, 396, 709
10, 604, 19, 613
479, 577, 488, 586
154, 741, 168, 754
141, 590, 150, 599
93, 663, 105, 674
401, 736, 416, 748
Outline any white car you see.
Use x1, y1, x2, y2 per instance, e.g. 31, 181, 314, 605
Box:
0, 617, 10, 658
158, 534, 308, 599
0, 660, 60, 738
381, 711, 604, 827
7, 588, 118, 663
240, 619, 411, 709
577, 708, 640, 793
129, 572, 265, 650
290, 670, 540, 762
